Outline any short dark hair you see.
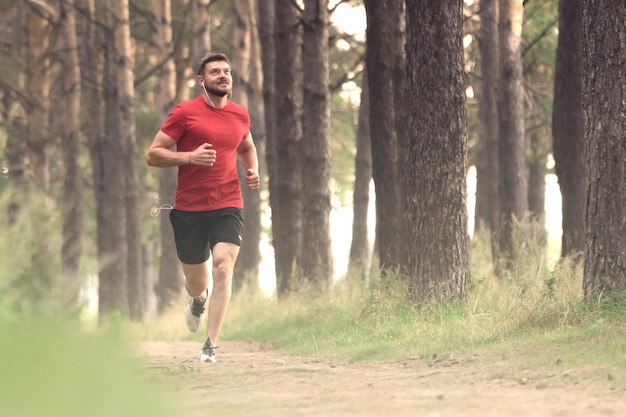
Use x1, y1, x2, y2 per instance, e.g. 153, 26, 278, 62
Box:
197, 52, 231, 75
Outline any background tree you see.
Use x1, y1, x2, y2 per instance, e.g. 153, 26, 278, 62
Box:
301, 0, 332, 289
475, 0, 500, 260
240, 0, 266, 294
115, 0, 145, 320
94, 0, 132, 318
24, 1, 54, 293
231, 0, 264, 294
552, 0, 585, 258
347, 69, 372, 280
57, 0, 84, 308
2, 5, 27, 227
404, 0, 469, 302
522, 2, 558, 245
192, 0, 211, 79
257, 0, 278, 291
271, 0, 303, 296
497, 0, 527, 267
581, 0, 626, 297
363, 0, 404, 274
151, 0, 184, 314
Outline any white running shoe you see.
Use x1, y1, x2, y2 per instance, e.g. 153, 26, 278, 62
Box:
185, 289, 208, 332
199, 339, 217, 363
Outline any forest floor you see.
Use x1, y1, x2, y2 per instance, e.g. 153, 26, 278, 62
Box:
137, 340, 626, 417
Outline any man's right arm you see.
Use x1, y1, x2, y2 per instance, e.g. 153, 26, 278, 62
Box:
145, 130, 191, 167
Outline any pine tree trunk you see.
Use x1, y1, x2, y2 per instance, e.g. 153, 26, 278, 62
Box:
552, 0, 585, 258
404, 0, 469, 302
497, 0, 527, 266
476, 0, 500, 260
24, 3, 53, 292
582, 0, 626, 297
240, 0, 265, 293
347, 70, 372, 280
152, 0, 184, 314
97, 0, 130, 319
59, 0, 84, 309
272, 0, 303, 296
301, 0, 332, 290
363, 0, 404, 273
231, 0, 263, 294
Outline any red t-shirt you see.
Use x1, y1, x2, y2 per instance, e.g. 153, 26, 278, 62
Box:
160, 96, 250, 211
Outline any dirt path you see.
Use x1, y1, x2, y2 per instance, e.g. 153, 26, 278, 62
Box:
137, 341, 626, 417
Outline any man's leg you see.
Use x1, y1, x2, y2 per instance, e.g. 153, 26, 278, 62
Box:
182, 261, 210, 300
205, 241, 240, 344
182, 261, 210, 333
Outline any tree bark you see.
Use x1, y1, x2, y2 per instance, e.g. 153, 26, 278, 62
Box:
96, 0, 130, 319
258, 0, 277, 292
476, 0, 500, 260
241, 0, 265, 293
5, 5, 27, 226
152, 0, 184, 314
272, 0, 303, 296
582, 0, 626, 297
363, 0, 404, 273
110, 0, 145, 320
301, 0, 332, 290
527, 125, 546, 245
58, 0, 84, 309
552, 0, 585, 258
347, 70, 372, 280
231, 0, 263, 294
193, 0, 211, 98
404, 0, 469, 302
497, 0, 527, 266
24, 1, 53, 291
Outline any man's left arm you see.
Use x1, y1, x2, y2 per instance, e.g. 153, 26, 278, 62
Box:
237, 133, 260, 190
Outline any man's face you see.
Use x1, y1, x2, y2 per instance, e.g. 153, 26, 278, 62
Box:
202, 61, 232, 97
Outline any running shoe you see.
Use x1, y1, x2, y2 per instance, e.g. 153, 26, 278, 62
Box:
199, 338, 218, 363
185, 289, 208, 332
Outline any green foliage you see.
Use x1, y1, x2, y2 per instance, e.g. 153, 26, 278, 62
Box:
0, 319, 179, 417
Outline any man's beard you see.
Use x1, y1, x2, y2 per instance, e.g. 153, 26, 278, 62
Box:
206, 86, 229, 98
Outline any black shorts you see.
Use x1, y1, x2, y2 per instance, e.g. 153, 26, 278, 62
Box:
169, 207, 244, 264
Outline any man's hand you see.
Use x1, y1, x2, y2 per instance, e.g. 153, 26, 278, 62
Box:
189, 143, 216, 166
245, 169, 260, 190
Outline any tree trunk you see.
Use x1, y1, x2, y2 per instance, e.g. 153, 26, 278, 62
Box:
476, 0, 500, 260
231, 0, 263, 294
404, 0, 469, 302
193, 0, 211, 98
527, 126, 546, 249
552, 0, 585, 258
58, 0, 84, 309
272, 0, 303, 296
347, 70, 372, 280
497, 0, 527, 266
240, 0, 265, 294
363, 0, 404, 273
110, 0, 145, 320
257, 0, 277, 292
301, 0, 332, 290
582, 0, 626, 297
24, 2, 53, 291
5, 5, 27, 226
96, 0, 130, 319
152, 0, 184, 314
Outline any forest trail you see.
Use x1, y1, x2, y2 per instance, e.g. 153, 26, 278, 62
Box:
137, 341, 625, 417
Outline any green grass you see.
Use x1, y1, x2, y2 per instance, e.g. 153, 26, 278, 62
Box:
0, 319, 180, 417
219, 228, 626, 385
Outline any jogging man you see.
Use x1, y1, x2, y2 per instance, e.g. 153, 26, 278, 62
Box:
146, 52, 259, 362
